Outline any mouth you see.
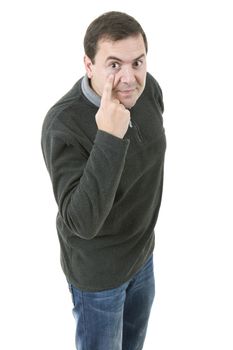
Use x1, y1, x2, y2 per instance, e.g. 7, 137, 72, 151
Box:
117, 89, 136, 97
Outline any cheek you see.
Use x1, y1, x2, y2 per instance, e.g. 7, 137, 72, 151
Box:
138, 69, 147, 84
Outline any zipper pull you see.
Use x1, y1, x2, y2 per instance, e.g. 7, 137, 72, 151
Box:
129, 119, 133, 128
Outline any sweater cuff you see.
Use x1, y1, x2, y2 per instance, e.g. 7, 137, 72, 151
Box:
95, 130, 130, 151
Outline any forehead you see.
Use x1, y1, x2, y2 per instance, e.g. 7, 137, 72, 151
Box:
95, 34, 146, 61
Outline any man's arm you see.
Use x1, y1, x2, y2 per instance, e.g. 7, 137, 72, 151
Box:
42, 127, 129, 240
42, 75, 131, 240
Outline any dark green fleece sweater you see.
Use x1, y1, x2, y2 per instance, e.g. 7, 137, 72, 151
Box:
41, 72, 166, 291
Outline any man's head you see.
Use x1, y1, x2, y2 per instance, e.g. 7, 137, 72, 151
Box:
83, 11, 148, 109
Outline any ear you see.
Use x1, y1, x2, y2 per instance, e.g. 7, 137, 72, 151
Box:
84, 55, 94, 78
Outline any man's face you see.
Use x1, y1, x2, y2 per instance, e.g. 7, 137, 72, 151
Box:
84, 34, 147, 109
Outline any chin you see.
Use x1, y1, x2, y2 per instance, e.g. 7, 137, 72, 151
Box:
121, 99, 137, 109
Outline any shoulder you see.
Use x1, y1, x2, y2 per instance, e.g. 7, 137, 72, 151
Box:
144, 72, 164, 113
146, 72, 163, 96
41, 78, 91, 143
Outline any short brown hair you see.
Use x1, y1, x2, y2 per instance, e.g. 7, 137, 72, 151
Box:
84, 11, 148, 62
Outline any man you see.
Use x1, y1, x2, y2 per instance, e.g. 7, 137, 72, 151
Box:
41, 11, 166, 350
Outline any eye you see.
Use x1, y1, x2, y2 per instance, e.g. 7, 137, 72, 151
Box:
133, 60, 143, 68
110, 62, 121, 70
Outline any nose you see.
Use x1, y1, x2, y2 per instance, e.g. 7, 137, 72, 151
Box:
118, 66, 136, 84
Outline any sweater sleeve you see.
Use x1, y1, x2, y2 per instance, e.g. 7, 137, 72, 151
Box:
42, 129, 130, 240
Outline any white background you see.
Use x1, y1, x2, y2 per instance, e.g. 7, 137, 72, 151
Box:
1, 0, 233, 349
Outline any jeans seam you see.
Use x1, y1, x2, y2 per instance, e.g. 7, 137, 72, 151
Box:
81, 291, 88, 350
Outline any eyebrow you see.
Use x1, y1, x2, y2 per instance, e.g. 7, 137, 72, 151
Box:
105, 53, 146, 63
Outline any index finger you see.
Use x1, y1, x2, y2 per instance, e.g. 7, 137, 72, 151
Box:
101, 74, 114, 105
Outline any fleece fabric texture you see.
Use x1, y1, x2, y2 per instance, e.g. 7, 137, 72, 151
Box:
41, 72, 166, 291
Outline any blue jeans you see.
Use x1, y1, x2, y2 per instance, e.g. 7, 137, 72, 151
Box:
68, 255, 155, 350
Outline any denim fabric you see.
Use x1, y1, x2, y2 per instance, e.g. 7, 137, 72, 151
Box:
68, 255, 155, 350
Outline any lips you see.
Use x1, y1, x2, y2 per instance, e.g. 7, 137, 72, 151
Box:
117, 89, 136, 95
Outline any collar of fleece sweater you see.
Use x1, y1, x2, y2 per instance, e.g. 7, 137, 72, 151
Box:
81, 75, 101, 107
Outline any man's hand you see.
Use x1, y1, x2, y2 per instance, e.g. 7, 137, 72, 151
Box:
95, 74, 130, 139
